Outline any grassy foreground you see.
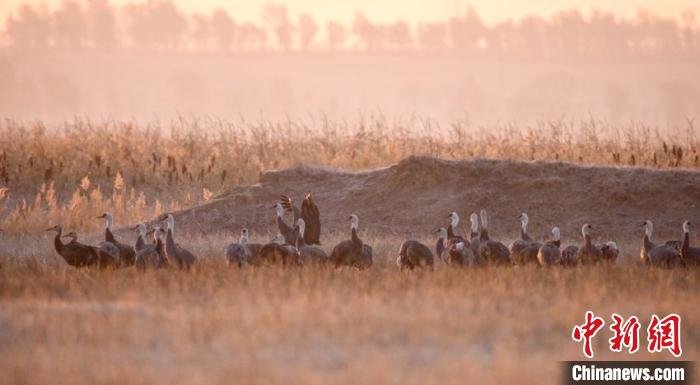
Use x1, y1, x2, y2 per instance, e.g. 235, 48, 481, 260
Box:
0, 261, 697, 385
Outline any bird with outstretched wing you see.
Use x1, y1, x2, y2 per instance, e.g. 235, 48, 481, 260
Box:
279, 192, 321, 245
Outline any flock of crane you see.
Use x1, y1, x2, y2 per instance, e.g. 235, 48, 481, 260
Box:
45, 193, 700, 270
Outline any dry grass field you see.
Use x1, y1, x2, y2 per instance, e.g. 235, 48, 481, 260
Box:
0, 117, 699, 384
1, 262, 698, 385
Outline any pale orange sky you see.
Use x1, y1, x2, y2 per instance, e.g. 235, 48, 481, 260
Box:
1, 0, 699, 24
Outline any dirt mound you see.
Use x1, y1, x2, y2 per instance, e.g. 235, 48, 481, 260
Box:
168, 156, 700, 246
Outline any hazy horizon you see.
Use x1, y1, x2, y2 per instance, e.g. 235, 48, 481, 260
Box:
1, 0, 699, 127
2, 0, 699, 25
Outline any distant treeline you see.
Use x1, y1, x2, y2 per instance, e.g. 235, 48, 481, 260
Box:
2, 0, 700, 57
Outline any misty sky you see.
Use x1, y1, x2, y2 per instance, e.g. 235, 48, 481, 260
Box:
2, 0, 699, 24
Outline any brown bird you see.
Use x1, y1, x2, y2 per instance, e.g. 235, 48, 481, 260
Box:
46, 225, 98, 268
162, 214, 197, 270
133, 223, 149, 252
293, 218, 328, 265
446, 212, 467, 244
66, 231, 121, 268
279, 193, 321, 245
509, 213, 541, 265
255, 233, 301, 266
561, 245, 579, 266
640, 220, 681, 268
600, 241, 620, 263
330, 214, 372, 269
680, 221, 700, 266
226, 228, 263, 267
477, 210, 511, 265
134, 227, 168, 271
575, 224, 603, 265
97, 212, 136, 266
434, 227, 450, 263
468, 212, 481, 255
537, 227, 562, 266
273, 202, 296, 245
397, 233, 434, 270
444, 212, 473, 264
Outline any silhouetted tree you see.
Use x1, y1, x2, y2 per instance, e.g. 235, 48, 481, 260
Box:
515, 16, 546, 57
417, 22, 447, 50
298, 13, 317, 50
681, 10, 697, 56
550, 10, 585, 57
190, 13, 210, 50
449, 7, 483, 52
486, 20, 515, 56
386, 21, 413, 50
0, 1, 695, 58
352, 12, 378, 50
52, 0, 87, 49
124, 0, 187, 50
235, 22, 267, 51
262, 3, 294, 50
210, 9, 235, 51
326, 20, 346, 50
5, 4, 51, 48
86, 0, 117, 49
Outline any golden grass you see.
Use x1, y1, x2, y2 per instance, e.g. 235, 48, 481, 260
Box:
0, 115, 698, 384
0, 262, 697, 385
0, 116, 697, 233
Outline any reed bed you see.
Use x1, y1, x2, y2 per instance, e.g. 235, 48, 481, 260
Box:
0, 116, 697, 234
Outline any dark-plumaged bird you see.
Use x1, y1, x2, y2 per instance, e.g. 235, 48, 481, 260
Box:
162, 214, 197, 270
434, 227, 449, 263
680, 220, 700, 266
330, 214, 372, 269
477, 210, 511, 265
280, 193, 321, 245
640, 220, 681, 268
273, 202, 296, 245
600, 241, 620, 263
397, 234, 434, 270
47, 225, 98, 268
133, 223, 148, 252
226, 228, 263, 267
561, 245, 579, 266
509, 213, 541, 265
255, 233, 301, 266
537, 227, 562, 266
65, 231, 121, 268
293, 218, 328, 265
134, 227, 168, 271
97, 212, 135, 266
575, 224, 603, 265
444, 212, 474, 265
